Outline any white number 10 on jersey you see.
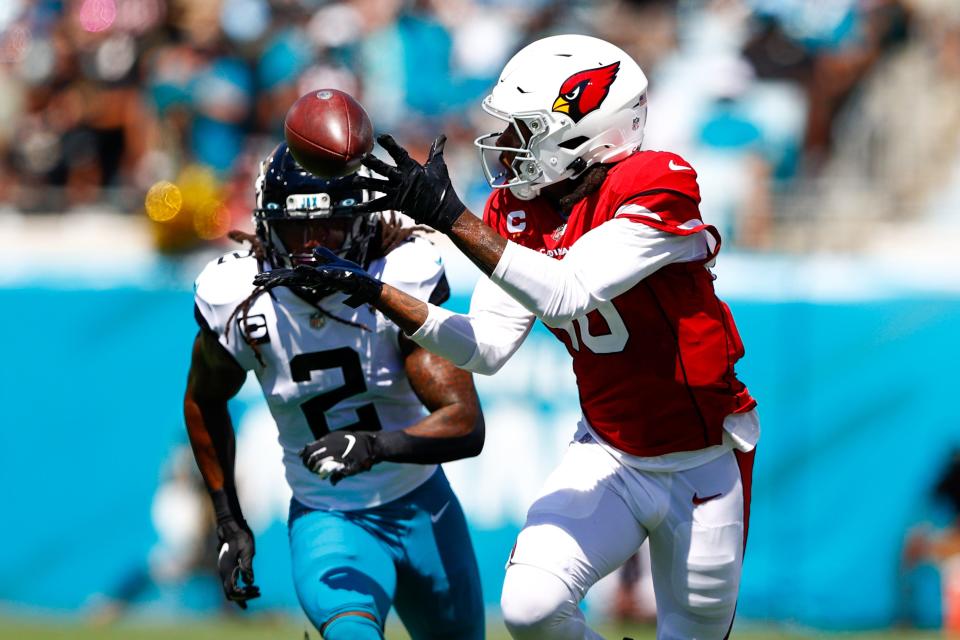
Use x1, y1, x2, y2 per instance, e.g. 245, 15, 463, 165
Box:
559, 301, 629, 354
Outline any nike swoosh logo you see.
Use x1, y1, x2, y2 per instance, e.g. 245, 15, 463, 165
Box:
430, 501, 450, 523
692, 492, 722, 506
219, 542, 229, 562
669, 159, 693, 171
342, 434, 356, 458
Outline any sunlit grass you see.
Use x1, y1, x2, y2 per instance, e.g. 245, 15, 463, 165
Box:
0, 615, 942, 639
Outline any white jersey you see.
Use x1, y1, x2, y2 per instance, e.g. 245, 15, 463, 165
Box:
194, 237, 448, 511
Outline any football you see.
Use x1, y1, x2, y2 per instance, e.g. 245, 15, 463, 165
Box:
283, 89, 375, 178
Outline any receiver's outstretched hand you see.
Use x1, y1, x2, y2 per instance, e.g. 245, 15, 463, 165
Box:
358, 134, 466, 233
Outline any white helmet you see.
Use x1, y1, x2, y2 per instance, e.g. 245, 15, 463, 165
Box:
475, 34, 648, 200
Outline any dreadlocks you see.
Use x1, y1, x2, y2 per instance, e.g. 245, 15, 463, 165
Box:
224, 230, 371, 367
558, 163, 610, 215
226, 230, 266, 261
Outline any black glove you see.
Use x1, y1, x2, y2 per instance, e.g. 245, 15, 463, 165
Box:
211, 491, 260, 609
252, 249, 383, 308
332, 171, 396, 212
300, 430, 379, 485
358, 134, 466, 233
250, 265, 314, 289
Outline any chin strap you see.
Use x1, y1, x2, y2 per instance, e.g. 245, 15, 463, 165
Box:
566, 157, 587, 176
509, 158, 587, 202
509, 183, 540, 201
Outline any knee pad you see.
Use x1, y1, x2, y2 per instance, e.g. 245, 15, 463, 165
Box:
320, 612, 382, 640
681, 529, 741, 622
658, 525, 742, 640
501, 564, 580, 640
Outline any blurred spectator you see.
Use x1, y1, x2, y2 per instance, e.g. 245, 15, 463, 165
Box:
0, 0, 957, 255
88, 445, 220, 624
905, 454, 960, 565
793, 0, 960, 249
609, 543, 657, 626
689, 54, 774, 249
903, 451, 960, 631
88, 407, 291, 622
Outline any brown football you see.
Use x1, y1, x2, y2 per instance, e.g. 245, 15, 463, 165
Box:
283, 89, 374, 178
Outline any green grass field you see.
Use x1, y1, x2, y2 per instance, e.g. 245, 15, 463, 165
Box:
0, 616, 941, 640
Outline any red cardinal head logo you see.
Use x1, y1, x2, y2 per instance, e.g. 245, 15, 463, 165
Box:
552, 62, 620, 123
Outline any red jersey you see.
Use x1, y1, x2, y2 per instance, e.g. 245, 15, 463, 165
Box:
483, 150, 756, 456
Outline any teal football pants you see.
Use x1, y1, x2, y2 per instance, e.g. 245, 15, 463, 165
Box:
288, 468, 484, 639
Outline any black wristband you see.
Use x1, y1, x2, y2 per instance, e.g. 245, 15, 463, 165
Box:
371, 428, 482, 465
210, 489, 234, 523
210, 489, 246, 528
432, 190, 466, 233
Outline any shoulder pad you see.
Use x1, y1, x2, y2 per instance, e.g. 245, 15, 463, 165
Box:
194, 251, 259, 307
376, 236, 445, 300
607, 151, 701, 205
378, 237, 443, 286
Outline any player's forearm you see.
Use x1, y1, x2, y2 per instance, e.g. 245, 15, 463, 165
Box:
490, 241, 591, 328
383, 345, 485, 464
184, 330, 248, 496
372, 283, 430, 335
183, 393, 243, 519
407, 277, 535, 375
374, 283, 523, 375
448, 212, 507, 276
376, 409, 485, 464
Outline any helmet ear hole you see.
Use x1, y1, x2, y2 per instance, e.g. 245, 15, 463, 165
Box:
558, 136, 589, 150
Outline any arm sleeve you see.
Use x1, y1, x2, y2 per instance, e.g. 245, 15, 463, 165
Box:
373, 427, 483, 465
407, 276, 536, 376
490, 217, 709, 328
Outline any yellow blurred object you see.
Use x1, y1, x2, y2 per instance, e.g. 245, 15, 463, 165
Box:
177, 165, 220, 210
147, 164, 232, 253
194, 201, 231, 240
180, 165, 230, 240
145, 181, 183, 222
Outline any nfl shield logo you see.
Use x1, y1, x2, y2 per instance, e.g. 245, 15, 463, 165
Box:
310, 313, 326, 329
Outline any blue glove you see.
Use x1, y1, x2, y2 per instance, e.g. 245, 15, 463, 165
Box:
251, 248, 383, 308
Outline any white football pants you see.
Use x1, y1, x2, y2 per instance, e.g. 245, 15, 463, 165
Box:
501, 438, 754, 640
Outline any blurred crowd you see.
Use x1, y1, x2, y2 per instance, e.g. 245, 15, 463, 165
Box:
902, 452, 960, 631
0, 0, 958, 252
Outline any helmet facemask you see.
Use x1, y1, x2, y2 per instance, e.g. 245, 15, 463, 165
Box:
264, 214, 376, 268
475, 101, 579, 201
